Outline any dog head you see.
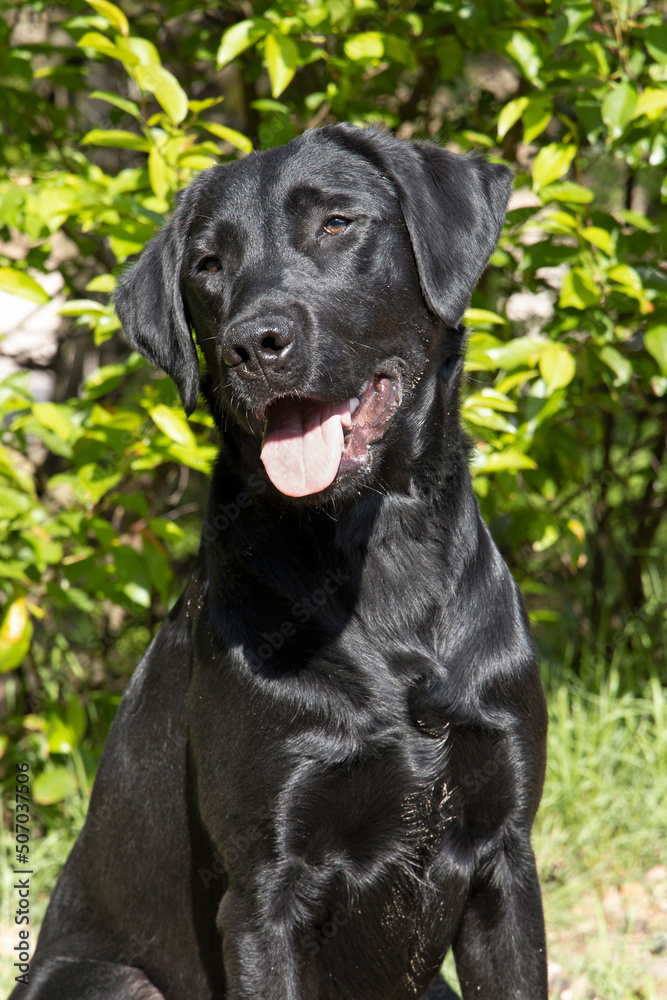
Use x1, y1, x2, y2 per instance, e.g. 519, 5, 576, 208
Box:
114, 124, 511, 502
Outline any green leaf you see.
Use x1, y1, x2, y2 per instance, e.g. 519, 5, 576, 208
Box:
0, 185, 24, 227
464, 405, 516, 432
33, 402, 74, 441
148, 147, 171, 200
89, 89, 141, 119
33, 767, 77, 804
0, 486, 32, 518
29, 530, 63, 569
134, 65, 189, 125
645, 325, 667, 376
344, 31, 385, 60
0, 445, 35, 495
558, 268, 600, 309
264, 33, 299, 98
217, 19, 268, 68
599, 345, 633, 386
47, 717, 79, 754
177, 153, 217, 171
402, 12, 423, 35
581, 226, 615, 255
523, 97, 552, 144
0, 597, 32, 673
539, 343, 575, 394
86, 0, 129, 36
464, 308, 506, 326
165, 442, 217, 472
463, 389, 517, 413
532, 143, 577, 192
601, 82, 637, 135
188, 97, 225, 115
497, 97, 529, 140
250, 98, 290, 114
616, 210, 658, 233
0, 561, 30, 583
75, 463, 122, 504
529, 609, 561, 623
486, 337, 545, 369
495, 370, 539, 394
77, 31, 123, 59
83, 129, 151, 152
466, 333, 503, 371
86, 274, 116, 293
506, 31, 542, 87
458, 130, 494, 148
58, 299, 106, 317
122, 581, 151, 608
83, 362, 129, 398
632, 88, 667, 121
472, 449, 537, 473
66, 695, 87, 744
538, 208, 578, 234
201, 122, 253, 155
149, 405, 197, 448
122, 36, 160, 67
0, 268, 49, 304
533, 524, 559, 552
607, 264, 642, 291
149, 517, 183, 543
645, 25, 667, 65
539, 182, 594, 204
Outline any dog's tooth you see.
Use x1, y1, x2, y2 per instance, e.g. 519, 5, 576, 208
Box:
350, 397, 360, 413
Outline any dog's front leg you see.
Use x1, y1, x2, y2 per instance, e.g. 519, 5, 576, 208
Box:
218, 890, 320, 1000
452, 837, 548, 1000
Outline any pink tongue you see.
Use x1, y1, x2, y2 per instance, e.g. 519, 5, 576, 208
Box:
261, 399, 351, 497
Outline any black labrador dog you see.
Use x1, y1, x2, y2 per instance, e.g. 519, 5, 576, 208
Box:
16, 124, 548, 1000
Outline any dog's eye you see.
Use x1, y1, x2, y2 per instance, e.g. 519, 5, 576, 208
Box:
322, 217, 350, 236
199, 257, 221, 273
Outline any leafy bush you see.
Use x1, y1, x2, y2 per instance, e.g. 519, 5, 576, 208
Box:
0, 0, 665, 832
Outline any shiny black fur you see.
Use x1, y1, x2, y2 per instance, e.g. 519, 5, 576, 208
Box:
16, 125, 548, 1000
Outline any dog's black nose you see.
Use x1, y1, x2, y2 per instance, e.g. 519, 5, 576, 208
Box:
221, 316, 295, 376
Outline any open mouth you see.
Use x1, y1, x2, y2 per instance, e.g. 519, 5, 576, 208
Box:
260, 374, 401, 497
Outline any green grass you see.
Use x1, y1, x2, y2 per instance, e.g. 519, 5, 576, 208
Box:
535, 670, 667, 999
2, 671, 666, 998
537, 671, 667, 886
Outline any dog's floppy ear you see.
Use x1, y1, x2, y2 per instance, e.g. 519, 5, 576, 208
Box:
333, 126, 512, 327
385, 140, 512, 327
113, 190, 199, 415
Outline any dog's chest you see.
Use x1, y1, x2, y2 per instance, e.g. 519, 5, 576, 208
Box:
189, 623, 452, 867
189, 640, 463, 998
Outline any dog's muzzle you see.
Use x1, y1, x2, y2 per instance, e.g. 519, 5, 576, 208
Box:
260, 374, 401, 497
